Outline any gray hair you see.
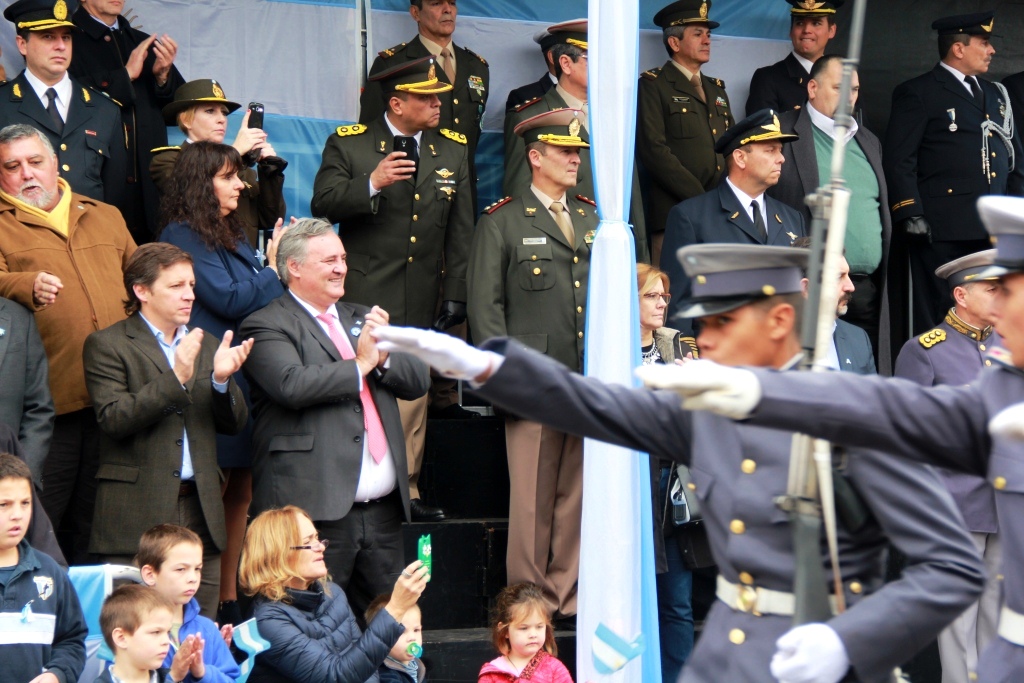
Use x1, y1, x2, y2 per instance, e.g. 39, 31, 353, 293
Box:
552, 43, 586, 78
275, 217, 336, 286
662, 25, 688, 57
0, 124, 56, 157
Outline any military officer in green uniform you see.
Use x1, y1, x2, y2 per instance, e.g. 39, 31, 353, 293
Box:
359, 0, 488, 211
0, 0, 127, 212
504, 20, 649, 263
638, 0, 734, 269
468, 108, 595, 621
312, 56, 473, 521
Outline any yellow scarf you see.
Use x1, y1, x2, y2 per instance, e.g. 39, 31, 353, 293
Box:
1, 177, 73, 236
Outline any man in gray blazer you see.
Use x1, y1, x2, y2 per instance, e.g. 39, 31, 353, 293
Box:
240, 218, 431, 616
84, 243, 250, 617
770, 54, 892, 373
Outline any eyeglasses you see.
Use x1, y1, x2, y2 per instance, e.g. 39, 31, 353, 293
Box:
290, 538, 330, 551
642, 292, 671, 303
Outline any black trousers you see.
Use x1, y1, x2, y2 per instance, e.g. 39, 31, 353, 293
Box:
318, 489, 405, 622
41, 408, 100, 565
908, 238, 990, 335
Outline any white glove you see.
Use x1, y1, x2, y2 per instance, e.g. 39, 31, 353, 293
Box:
770, 623, 850, 683
372, 326, 498, 381
635, 359, 762, 419
989, 402, 1024, 441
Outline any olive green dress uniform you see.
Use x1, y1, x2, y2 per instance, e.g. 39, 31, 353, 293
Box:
310, 119, 473, 329
637, 63, 733, 236
503, 90, 650, 263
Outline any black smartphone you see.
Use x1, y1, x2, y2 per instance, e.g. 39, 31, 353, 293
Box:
247, 102, 265, 130
393, 135, 418, 173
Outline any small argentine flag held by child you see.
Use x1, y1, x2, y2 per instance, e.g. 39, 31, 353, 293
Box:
234, 618, 271, 683
591, 623, 646, 675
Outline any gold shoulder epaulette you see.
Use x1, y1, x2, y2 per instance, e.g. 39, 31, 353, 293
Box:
378, 42, 407, 59
484, 197, 513, 214
150, 145, 180, 154
575, 194, 597, 207
81, 87, 91, 103
514, 97, 543, 113
641, 68, 662, 81
919, 328, 947, 349
336, 124, 368, 137
711, 77, 724, 88
463, 46, 488, 66
439, 128, 467, 144
11, 82, 22, 99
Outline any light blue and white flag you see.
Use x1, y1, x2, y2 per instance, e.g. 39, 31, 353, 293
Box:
234, 618, 271, 683
578, 1, 660, 681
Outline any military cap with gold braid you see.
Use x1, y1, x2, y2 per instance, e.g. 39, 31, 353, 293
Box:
785, 0, 845, 17
162, 79, 241, 125
547, 19, 588, 51
4, 0, 76, 31
654, 0, 719, 30
674, 243, 807, 319
370, 55, 453, 95
513, 108, 589, 148
715, 108, 799, 156
935, 249, 999, 288
932, 11, 995, 36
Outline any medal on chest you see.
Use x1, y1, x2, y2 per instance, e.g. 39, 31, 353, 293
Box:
947, 108, 958, 132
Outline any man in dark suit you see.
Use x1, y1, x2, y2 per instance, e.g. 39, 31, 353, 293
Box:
772, 55, 892, 372
661, 109, 806, 332
83, 243, 250, 617
68, 0, 185, 242
0, 0, 127, 213
240, 219, 430, 616
746, 0, 844, 116
638, 0, 734, 269
359, 0, 488, 210
504, 29, 558, 113
884, 11, 1024, 335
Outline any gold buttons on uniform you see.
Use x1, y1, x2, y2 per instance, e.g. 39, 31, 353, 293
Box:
986, 360, 993, 366
454, 117, 460, 124
574, 281, 580, 288
578, 331, 584, 339
60, 143, 67, 151
576, 306, 583, 314
573, 256, 579, 263
849, 581, 863, 594
994, 476, 1007, 490
412, 215, 418, 221
948, 189, 953, 194
687, 482, 696, 491
729, 629, 746, 645
62, 164, 70, 172
407, 256, 414, 263
980, 344, 986, 351
414, 193, 420, 200
740, 459, 756, 474
992, 172, 998, 178
729, 519, 745, 535
712, 129, 717, 135
739, 572, 754, 585
453, 98, 459, 105
531, 255, 537, 261
533, 267, 541, 275
410, 236, 417, 243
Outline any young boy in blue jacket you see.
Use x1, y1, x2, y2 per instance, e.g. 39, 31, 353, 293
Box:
138, 524, 240, 683
0, 453, 87, 683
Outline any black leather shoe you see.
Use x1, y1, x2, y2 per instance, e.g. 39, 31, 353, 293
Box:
428, 403, 482, 420
410, 499, 446, 521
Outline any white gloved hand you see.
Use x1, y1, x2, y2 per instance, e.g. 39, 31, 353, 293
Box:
372, 326, 498, 381
770, 623, 850, 683
635, 359, 762, 419
989, 402, 1024, 441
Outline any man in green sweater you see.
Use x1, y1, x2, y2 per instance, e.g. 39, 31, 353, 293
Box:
769, 54, 893, 373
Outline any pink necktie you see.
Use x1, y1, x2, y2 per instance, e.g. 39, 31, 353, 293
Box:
316, 312, 388, 463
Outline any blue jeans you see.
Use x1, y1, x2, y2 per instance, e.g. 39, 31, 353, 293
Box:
658, 467, 694, 682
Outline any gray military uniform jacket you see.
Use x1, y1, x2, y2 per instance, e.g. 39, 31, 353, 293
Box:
310, 118, 473, 328
467, 194, 598, 372
893, 310, 1000, 534
471, 341, 983, 683
750, 360, 1024, 681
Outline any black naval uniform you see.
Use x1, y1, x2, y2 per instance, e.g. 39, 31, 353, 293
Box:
637, 61, 733, 237
359, 36, 489, 209
884, 65, 1024, 333
0, 72, 127, 209
471, 340, 983, 683
68, 5, 186, 241
746, 53, 809, 117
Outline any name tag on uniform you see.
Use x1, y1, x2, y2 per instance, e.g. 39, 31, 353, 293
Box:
672, 96, 690, 103
0, 611, 56, 645
523, 237, 547, 245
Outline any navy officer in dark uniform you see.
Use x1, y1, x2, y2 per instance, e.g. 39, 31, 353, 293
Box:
0, 0, 126, 212
746, 0, 844, 116
374, 244, 984, 683
884, 11, 1024, 334
660, 108, 807, 333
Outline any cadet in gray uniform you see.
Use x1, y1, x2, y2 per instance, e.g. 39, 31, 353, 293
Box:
896, 249, 1001, 683
656, 196, 1024, 681
373, 244, 984, 683
468, 109, 595, 620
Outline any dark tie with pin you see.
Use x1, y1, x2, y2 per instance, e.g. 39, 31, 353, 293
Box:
45, 88, 64, 134
751, 201, 767, 242
966, 76, 984, 107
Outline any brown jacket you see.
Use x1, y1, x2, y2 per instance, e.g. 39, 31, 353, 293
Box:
0, 193, 136, 414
